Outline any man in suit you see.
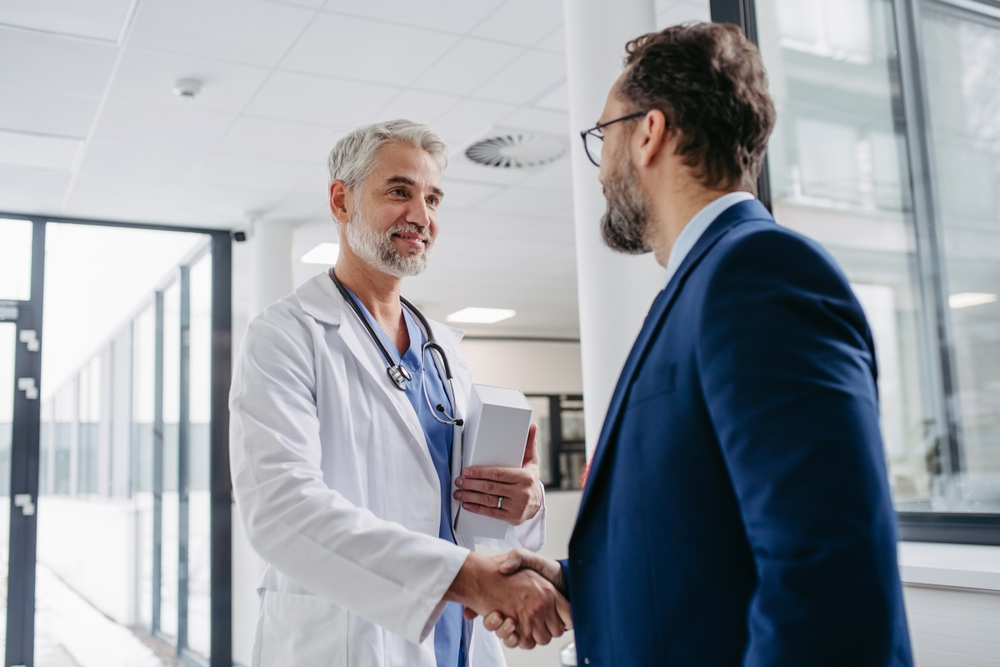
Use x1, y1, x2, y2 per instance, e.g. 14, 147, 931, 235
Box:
485, 22, 913, 666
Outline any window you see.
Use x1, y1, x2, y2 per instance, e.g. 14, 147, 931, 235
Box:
756, 0, 1000, 530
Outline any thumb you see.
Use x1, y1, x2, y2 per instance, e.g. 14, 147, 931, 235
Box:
522, 423, 539, 468
497, 549, 526, 575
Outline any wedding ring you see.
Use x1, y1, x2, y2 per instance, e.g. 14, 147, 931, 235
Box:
497, 496, 504, 510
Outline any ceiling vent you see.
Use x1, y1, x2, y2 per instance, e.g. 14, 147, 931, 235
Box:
464, 129, 568, 169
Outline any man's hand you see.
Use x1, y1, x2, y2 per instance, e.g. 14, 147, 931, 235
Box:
446, 551, 569, 649
454, 423, 542, 526
480, 549, 570, 648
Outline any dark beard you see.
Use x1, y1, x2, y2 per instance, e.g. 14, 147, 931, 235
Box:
600, 144, 653, 255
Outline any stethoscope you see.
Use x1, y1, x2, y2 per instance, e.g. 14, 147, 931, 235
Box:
329, 268, 463, 426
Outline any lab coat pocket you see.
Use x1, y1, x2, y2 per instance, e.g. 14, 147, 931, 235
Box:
258, 589, 348, 666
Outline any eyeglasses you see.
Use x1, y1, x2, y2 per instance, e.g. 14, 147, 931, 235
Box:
579, 111, 648, 167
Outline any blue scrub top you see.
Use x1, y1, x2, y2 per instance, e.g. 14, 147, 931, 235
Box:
345, 289, 468, 667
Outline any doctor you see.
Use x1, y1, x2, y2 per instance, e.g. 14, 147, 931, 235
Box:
230, 119, 569, 667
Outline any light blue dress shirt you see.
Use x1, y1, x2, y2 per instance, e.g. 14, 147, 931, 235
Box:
345, 289, 468, 667
663, 191, 755, 289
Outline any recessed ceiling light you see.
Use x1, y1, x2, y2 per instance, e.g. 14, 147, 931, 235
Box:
949, 292, 998, 309
446, 307, 516, 324
300, 242, 340, 265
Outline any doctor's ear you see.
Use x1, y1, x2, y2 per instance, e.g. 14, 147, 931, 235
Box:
329, 180, 353, 225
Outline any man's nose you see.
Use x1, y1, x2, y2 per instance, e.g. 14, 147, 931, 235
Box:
407, 199, 433, 228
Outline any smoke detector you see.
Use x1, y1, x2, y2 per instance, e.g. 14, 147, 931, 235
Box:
464, 129, 568, 169
172, 78, 202, 100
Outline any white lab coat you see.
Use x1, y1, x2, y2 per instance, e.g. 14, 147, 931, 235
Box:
230, 272, 546, 667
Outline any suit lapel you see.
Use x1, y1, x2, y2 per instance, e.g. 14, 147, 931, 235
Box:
576, 200, 772, 522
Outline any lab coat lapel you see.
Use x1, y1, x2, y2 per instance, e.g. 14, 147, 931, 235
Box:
296, 274, 435, 476
576, 201, 770, 523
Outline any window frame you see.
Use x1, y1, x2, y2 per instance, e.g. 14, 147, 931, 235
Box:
711, 0, 1000, 544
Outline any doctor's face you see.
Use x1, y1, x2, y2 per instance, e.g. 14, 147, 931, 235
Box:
346, 143, 444, 277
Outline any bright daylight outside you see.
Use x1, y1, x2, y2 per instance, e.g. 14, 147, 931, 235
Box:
2, 222, 210, 666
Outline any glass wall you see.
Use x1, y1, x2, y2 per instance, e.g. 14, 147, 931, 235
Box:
36, 224, 213, 663
757, 0, 1000, 512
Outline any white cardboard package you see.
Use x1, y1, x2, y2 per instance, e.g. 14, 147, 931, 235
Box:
453, 384, 533, 539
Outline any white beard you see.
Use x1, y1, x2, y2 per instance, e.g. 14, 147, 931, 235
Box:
345, 206, 432, 278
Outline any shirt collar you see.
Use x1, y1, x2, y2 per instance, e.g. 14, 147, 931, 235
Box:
663, 191, 755, 289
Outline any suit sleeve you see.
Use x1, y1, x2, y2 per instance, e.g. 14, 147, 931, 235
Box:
230, 314, 469, 644
697, 230, 902, 667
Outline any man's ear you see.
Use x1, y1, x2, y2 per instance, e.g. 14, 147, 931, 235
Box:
329, 180, 351, 224
635, 109, 670, 168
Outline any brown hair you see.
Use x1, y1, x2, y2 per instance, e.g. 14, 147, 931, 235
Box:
620, 22, 775, 193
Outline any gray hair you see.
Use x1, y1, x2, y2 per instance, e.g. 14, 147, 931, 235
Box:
327, 119, 448, 191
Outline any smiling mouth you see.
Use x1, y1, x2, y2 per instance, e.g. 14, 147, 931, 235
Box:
393, 232, 426, 248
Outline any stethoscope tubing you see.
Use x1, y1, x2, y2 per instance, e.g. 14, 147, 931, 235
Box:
328, 269, 463, 426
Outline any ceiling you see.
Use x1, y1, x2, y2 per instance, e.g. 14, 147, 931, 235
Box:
0, 0, 709, 338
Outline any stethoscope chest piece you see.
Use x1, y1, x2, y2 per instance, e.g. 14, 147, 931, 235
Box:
388, 364, 412, 390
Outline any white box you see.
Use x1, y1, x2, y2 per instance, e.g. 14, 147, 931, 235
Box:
453, 384, 533, 540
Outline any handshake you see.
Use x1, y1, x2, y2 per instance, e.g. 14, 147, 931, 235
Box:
445, 548, 571, 649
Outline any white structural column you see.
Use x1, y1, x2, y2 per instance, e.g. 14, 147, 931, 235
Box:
563, 0, 665, 458
251, 219, 294, 318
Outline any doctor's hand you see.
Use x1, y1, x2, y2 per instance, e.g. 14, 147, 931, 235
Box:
454, 423, 542, 526
446, 551, 570, 650
480, 549, 570, 648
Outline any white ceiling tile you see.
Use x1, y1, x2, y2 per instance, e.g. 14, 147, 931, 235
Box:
266, 191, 329, 221
193, 153, 314, 191
439, 179, 503, 210
0, 165, 70, 203
477, 185, 571, 218
67, 172, 182, 204
501, 106, 568, 135
280, 13, 459, 86
129, 0, 316, 67
472, 0, 564, 46
433, 98, 517, 152
244, 71, 399, 126
320, 0, 505, 33
109, 48, 270, 113
517, 158, 572, 192
0, 130, 82, 171
214, 116, 336, 163
657, 0, 710, 29
77, 141, 204, 182
534, 81, 568, 111
294, 165, 331, 195
472, 50, 565, 105
0, 0, 133, 42
534, 26, 564, 53
372, 90, 461, 127
174, 182, 292, 220
0, 28, 118, 96
0, 85, 99, 137
92, 99, 236, 149
410, 39, 523, 96
443, 155, 526, 186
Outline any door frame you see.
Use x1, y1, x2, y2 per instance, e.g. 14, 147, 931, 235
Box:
1, 212, 233, 667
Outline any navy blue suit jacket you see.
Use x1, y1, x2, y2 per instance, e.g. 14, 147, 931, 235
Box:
562, 200, 913, 667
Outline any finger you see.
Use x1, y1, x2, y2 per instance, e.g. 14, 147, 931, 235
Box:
531, 620, 553, 647
483, 611, 504, 632
463, 607, 478, 621
497, 549, 526, 575
461, 465, 524, 483
504, 632, 520, 648
454, 489, 505, 509
522, 424, 539, 467
455, 476, 520, 496
556, 595, 573, 630
498, 617, 517, 638
518, 634, 536, 650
